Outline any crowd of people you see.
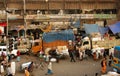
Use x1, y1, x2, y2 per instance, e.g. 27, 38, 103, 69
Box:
0, 45, 21, 76
0, 33, 116, 76
0, 42, 115, 76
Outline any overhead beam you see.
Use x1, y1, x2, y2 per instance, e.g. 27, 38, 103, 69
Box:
2, 0, 7, 10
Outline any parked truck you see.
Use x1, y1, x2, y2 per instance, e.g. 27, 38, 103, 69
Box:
111, 46, 120, 73
31, 38, 43, 54
17, 37, 30, 54
31, 29, 75, 55
81, 36, 120, 55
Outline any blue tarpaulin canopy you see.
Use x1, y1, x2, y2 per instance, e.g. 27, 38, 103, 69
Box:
84, 24, 99, 34
115, 46, 120, 51
114, 46, 120, 59
69, 18, 80, 28
43, 29, 75, 43
99, 26, 109, 35
109, 22, 120, 34
72, 20, 80, 28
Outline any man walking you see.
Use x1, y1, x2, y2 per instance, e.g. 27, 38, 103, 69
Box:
69, 50, 76, 62
101, 57, 107, 74
45, 61, 53, 75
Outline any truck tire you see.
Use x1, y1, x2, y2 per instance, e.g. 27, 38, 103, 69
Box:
10, 54, 15, 59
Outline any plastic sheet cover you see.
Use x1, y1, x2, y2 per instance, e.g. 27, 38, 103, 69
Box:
43, 29, 75, 43
109, 22, 120, 34
84, 24, 99, 34
99, 26, 109, 36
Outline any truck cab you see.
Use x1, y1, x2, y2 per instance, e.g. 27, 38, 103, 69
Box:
0, 46, 18, 58
81, 36, 105, 56
112, 46, 120, 73
31, 39, 42, 54
81, 40, 90, 50
81, 37, 91, 50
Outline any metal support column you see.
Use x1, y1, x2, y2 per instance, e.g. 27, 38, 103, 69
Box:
23, 0, 27, 37
6, 8, 8, 36
45, 0, 49, 24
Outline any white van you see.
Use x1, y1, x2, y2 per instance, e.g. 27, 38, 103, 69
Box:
0, 46, 18, 58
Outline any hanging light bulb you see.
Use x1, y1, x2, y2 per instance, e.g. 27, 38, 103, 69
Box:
45, 0, 48, 2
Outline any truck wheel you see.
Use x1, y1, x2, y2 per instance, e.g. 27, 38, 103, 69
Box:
36, 51, 40, 57
11, 54, 15, 59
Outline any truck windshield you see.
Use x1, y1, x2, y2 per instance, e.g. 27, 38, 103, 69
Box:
34, 42, 39, 46
83, 41, 89, 46
114, 50, 120, 59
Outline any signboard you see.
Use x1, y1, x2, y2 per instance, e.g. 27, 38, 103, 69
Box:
25, 15, 37, 19
94, 14, 116, 19
48, 14, 116, 19
81, 14, 94, 19
25, 15, 50, 20
0, 22, 7, 27
49, 15, 70, 19
3, 14, 117, 20
8, 14, 23, 20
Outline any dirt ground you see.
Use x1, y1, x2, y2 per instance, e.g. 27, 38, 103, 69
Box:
12, 54, 113, 76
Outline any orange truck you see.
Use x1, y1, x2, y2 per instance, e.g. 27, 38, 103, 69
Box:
31, 39, 43, 54
31, 39, 69, 54
32, 30, 75, 54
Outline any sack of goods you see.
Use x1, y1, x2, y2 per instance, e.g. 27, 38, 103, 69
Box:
50, 58, 56, 62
